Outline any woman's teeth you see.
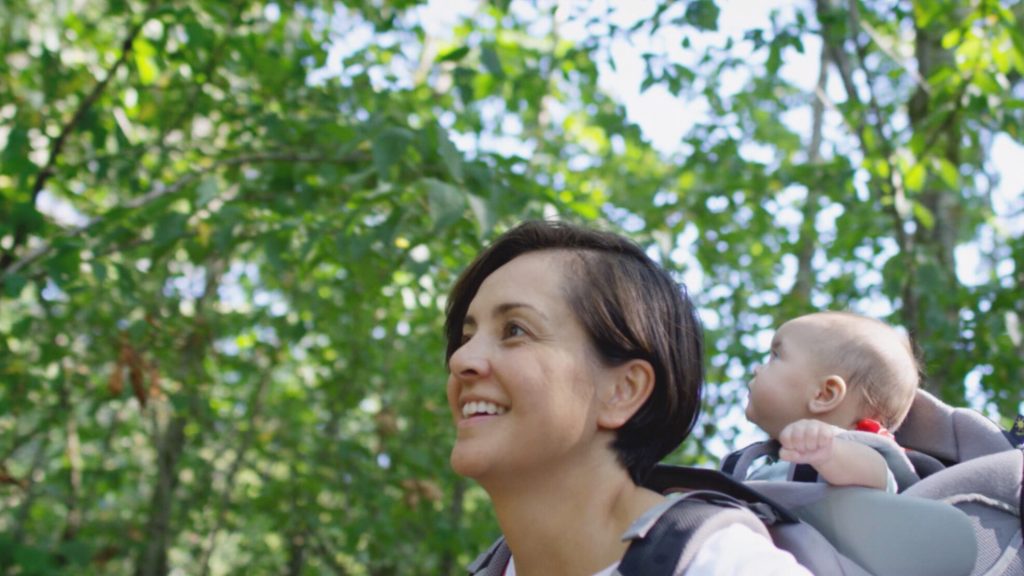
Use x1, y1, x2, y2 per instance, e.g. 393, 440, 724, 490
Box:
462, 401, 508, 418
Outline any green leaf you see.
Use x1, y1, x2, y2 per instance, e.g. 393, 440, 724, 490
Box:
914, 0, 942, 27
684, 0, 720, 32
467, 193, 492, 234
423, 178, 466, 232
941, 29, 961, 50
372, 127, 414, 181
436, 128, 464, 182
437, 46, 470, 63
992, 43, 1010, 74
196, 176, 219, 208
974, 71, 1001, 95
481, 46, 505, 79
905, 163, 926, 192
936, 158, 959, 189
2, 273, 27, 299
133, 37, 159, 85
453, 66, 477, 103
1, 125, 33, 178
913, 200, 935, 229
153, 211, 189, 248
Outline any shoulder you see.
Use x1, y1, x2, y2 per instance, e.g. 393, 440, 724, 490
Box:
685, 524, 811, 576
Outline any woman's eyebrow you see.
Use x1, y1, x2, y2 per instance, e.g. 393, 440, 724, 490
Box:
494, 302, 547, 320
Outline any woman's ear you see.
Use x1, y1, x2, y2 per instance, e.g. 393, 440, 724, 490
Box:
808, 375, 847, 414
597, 360, 655, 430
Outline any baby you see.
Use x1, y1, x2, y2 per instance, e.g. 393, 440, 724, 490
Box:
741, 311, 920, 492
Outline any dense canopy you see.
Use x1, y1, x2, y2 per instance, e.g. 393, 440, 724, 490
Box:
1, 0, 1022, 574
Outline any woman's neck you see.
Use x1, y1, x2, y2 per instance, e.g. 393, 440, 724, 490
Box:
483, 457, 664, 576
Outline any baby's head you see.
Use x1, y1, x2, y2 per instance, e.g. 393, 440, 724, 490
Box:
746, 311, 920, 438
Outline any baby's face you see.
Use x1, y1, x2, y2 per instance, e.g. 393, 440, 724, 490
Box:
745, 318, 830, 438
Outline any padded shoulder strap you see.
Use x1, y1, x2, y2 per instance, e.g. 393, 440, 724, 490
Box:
646, 464, 800, 524
836, 429, 920, 490
618, 492, 769, 576
467, 537, 509, 576
720, 440, 780, 480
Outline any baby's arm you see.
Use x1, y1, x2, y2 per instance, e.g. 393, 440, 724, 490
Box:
778, 419, 889, 490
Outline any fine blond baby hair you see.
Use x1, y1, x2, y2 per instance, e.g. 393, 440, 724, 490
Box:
804, 311, 920, 430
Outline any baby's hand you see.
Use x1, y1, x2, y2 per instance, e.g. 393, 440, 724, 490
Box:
778, 419, 838, 467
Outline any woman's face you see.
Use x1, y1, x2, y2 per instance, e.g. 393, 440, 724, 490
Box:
446, 250, 613, 481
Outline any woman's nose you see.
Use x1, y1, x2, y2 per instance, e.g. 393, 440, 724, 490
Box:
448, 335, 490, 380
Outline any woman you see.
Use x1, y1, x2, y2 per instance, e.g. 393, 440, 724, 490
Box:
444, 220, 809, 575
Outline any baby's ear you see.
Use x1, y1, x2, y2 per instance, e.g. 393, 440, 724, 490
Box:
808, 375, 847, 414
597, 360, 655, 430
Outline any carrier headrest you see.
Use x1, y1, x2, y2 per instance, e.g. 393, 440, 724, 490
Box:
894, 389, 1012, 464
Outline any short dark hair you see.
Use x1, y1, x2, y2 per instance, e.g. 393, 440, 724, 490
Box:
444, 220, 704, 484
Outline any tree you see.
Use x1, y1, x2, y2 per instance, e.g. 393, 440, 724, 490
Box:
0, 0, 1021, 574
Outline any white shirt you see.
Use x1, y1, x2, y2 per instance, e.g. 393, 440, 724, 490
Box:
685, 523, 811, 575
503, 523, 810, 575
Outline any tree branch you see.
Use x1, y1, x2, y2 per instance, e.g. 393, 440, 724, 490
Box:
0, 150, 369, 285
0, 13, 151, 273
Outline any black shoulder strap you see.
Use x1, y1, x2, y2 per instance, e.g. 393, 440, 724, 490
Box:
1007, 415, 1024, 448
1019, 448, 1024, 536
645, 464, 799, 524
723, 441, 821, 484
618, 492, 765, 576
720, 440, 781, 480
791, 463, 819, 483
720, 450, 742, 476
466, 536, 509, 576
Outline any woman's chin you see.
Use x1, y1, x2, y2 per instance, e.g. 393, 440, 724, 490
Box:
449, 446, 487, 479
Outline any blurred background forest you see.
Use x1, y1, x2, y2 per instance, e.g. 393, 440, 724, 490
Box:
1, 0, 1022, 574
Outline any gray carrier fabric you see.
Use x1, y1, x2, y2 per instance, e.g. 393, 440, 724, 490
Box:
904, 449, 1024, 576
766, 521, 874, 576
650, 465, 978, 576
752, 481, 977, 576
896, 389, 1015, 464
895, 389, 1023, 576
722, 433, 919, 492
466, 536, 510, 576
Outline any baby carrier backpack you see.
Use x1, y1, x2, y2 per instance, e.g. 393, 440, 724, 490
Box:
643, 389, 1024, 576
465, 390, 1022, 575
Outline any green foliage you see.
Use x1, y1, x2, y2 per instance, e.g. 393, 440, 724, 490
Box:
1, 0, 1022, 574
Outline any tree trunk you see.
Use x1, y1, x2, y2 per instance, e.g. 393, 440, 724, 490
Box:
287, 530, 307, 576
792, 31, 831, 306
907, 14, 963, 395
135, 414, 186, 576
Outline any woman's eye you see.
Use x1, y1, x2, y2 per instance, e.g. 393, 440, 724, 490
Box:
504, 323, 526, 338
